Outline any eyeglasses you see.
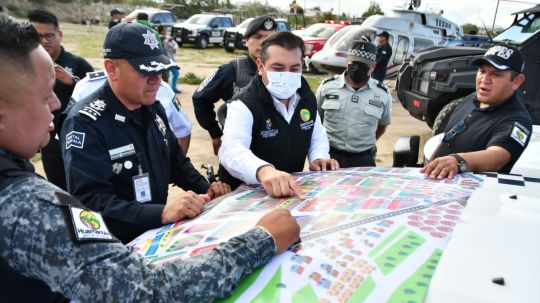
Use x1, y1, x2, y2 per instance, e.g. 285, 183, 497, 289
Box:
442, 120, 467, 144
38, 32, 57, 41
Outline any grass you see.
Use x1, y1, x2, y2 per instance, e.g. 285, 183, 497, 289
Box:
181, 72, 204, 85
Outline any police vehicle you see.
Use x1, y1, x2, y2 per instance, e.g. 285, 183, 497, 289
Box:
310, 3, 465, 77
172, 14, 235, 49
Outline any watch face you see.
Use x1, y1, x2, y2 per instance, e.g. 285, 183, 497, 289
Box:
459, 161, 468, 172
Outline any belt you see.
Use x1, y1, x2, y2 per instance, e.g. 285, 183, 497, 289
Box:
330, 146, 374, 157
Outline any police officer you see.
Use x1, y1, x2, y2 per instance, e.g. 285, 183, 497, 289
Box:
422, 44, 532, 179
61, 23, 230, 244
0, 19, 300, 302
108, 8, 123, 29
316, 40, 392, 168
28, 9, 94, 190
71, 71, 193, 154
219, 32, 339, 197
193, 15, 277, 155
372, 31, 392, 82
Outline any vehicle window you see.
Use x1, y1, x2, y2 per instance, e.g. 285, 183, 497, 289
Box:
238, 18, 254, 28
303, 24, 337, 38
222, 18, 234, 27
186, 15, 214, 25
152, 13, 164, 24
276, 21, 289, 31
413, 38, 434, 51
393, 36, 409, 64
494, 12, 538, 43
325, 25, 358, 49
210, 18, 220, 27
334, 28, 376, 51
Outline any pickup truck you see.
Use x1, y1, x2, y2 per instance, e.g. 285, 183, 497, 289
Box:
396, 4, 540, 134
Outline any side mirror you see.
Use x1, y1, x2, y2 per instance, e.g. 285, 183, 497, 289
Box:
393, 135, 420, 167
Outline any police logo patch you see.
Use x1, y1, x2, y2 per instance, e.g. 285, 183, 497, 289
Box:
510, 122, 529, 146
142, 30, 160, 50
155, 114, 167, 136
300, 108, 311, 122
112, 162, 123, 174
264, 19, 274, 30
69, 207, 113, 241
65, 131, 85, 149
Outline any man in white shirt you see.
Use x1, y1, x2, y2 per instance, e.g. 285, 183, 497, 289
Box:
71, 71, 192, 154
219, 31, 339, 197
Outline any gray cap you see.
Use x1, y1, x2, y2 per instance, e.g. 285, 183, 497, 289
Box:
347, 40, 377, 65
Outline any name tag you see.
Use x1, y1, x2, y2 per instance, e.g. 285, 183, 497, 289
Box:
133, 173, 152, 203
109, 144, 136, 160
369, 99, 383, 107
325, 94, 339, 100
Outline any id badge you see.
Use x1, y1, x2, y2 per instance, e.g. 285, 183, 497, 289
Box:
133, 173, 152, 203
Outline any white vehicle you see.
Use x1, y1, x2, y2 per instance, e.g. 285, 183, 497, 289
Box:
311, 8, 464, 77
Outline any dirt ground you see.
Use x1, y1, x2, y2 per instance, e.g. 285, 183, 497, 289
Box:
34, 64, 432, 200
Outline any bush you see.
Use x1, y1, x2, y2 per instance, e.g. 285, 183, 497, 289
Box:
181, 72, 204, 85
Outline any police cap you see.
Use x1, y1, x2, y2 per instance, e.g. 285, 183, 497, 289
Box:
244, 16, 276, 38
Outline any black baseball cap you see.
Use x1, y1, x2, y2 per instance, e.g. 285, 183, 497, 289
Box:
347, 40, 377, 65
244, 16, 276, 38
103, 22, 178, 76
471, 44, 524, 73
376, 31, 389, 39
110, 8, 123, 16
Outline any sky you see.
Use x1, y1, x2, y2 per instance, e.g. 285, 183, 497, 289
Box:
233, 0, 540, 29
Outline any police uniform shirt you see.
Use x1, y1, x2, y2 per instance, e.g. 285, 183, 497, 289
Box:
434, 92, 532, 173
372, 43, 392, 81
192, 55, 258, 139
219, 77, 330, 185
316, 73, 392, 153
53, 46, 94, 119
61, 83, 208, 243
0, 149, 276, 302
72, 71, 192, 138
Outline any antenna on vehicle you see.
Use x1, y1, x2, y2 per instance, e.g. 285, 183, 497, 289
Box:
478, 17, 493, 42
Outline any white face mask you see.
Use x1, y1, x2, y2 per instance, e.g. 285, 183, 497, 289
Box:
264, 67, 302, 100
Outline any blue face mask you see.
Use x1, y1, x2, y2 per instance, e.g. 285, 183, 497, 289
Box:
263, 65, 302, 99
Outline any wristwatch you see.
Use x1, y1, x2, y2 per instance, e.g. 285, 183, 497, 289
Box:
450, 153, 468, 173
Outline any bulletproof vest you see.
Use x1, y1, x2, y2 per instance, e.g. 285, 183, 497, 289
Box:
0, 155, 69, 303
231, 56, 256, 94
219, 76, 316, 188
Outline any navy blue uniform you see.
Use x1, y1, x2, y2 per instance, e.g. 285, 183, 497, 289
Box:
61, 83, 209, 243
193, 55, 257, 139
42, 47, 93, 191
434, 92, 532, 173
372, 43, 392, 82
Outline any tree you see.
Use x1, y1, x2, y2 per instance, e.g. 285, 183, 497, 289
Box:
462, 23, 479, 35
361, 1, 383, 18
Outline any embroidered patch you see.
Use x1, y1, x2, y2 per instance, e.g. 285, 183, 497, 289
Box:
69, 207, 113, 241
510, 122, 529, 146
65, 131, 85, 149
300, 108, 311, 122
369, 99, 383, 107
112, 162, 123, 174
79, 99, 107, 121
87, 70, 106, 80
172, 96, 182, 112
155, 114, 167, 136
142, 30, 159, 50
114, 114, 126, 122
196, 70, 217, 92
264, 19, 274, 30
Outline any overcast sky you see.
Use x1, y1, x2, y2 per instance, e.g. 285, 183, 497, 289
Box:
234, 0, 540, 29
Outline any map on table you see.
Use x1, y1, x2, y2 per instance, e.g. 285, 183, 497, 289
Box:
128, 167, 484, 302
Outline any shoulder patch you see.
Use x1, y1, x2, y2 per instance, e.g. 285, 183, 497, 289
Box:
196, 70, 218, 93
86, 71, 106, 81
322, 75, 339, 85
65, 131, 85, 149
79, 99, 107, 121
376, 81, 388, 93
510, 121, 530, 146
69, 206, 115, 242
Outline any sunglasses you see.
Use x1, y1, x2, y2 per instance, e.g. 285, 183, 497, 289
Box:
38, 32, 57, 41
442, 120, 467, 144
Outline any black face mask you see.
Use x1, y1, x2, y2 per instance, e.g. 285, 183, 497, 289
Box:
348, 63, 370, 84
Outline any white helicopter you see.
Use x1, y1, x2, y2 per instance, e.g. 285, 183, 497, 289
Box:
310, 0, 464, 77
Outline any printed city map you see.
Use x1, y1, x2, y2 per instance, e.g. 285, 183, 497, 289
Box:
128, 167, 484, 302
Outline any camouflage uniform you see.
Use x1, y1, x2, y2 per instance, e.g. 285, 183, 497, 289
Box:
0, 150, 275, 302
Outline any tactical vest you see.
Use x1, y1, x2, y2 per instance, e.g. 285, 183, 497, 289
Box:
219, 76, 317, 188
231, 56, 256, 94
0, 155, 69, 303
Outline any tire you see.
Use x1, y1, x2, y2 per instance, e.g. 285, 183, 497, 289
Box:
213, 43, 221, 47
224, 45, 234, 53
196, 36, 209, 49
431, 97, 466, 136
